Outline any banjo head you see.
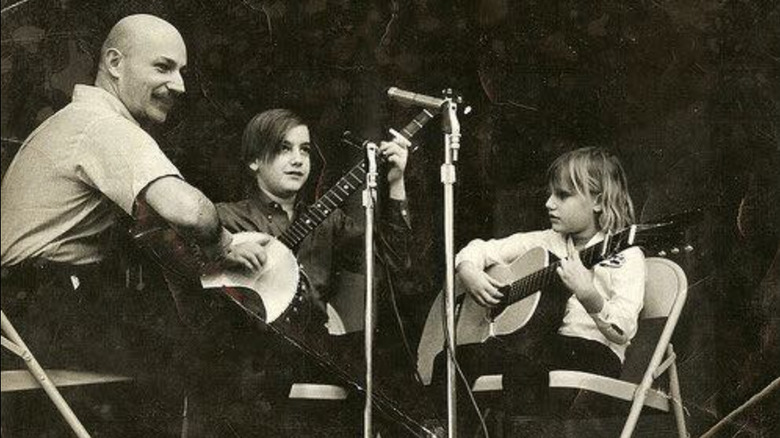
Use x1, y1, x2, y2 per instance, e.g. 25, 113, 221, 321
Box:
201, 233, 301, 322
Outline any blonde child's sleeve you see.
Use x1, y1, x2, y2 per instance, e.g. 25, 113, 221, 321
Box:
455, 230, 550, 272
589, 246, 646, 345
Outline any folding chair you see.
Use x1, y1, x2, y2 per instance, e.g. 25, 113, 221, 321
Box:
549, 256, 689, 437
1, 310, 132, 438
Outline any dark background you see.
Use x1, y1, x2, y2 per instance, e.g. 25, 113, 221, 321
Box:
2, 0, 778, 436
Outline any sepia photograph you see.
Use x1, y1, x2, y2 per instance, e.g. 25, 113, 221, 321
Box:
1, 1, 778, 436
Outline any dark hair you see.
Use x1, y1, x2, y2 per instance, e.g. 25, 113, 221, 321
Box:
241, 109, 307, 165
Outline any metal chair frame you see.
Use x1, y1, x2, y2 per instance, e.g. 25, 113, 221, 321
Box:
2, 310, 132, 438
471, 257, 690, 438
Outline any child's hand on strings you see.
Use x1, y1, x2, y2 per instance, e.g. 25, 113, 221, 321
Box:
457, 261, 505, 308
557, 239, 603, 313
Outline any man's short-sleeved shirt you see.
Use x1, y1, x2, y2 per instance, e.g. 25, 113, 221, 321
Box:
1, 85, 181, 266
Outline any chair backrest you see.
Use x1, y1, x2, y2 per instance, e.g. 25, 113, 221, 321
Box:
641, 257, 688, 319
619, 257, 688, 383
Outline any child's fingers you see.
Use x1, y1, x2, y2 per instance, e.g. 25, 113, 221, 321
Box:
469, 284, 503, 307
481, 288, 502, 306
486, 275, 505, 288
556, 265, 566, 281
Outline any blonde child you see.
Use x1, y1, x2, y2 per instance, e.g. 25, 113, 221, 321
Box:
456, 147, 645, 423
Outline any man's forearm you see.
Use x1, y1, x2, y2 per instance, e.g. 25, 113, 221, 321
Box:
142, 176, 229, 261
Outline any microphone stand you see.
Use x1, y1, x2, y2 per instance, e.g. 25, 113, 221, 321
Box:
351, 107, 436, 437
363, 140, 379, 438
440, 90, 461, 438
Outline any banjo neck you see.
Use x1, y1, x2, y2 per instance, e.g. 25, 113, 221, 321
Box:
278, 109, 435, 250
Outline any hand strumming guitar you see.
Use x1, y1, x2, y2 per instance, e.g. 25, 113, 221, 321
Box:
218, 231, 272, 272
456, 261, 505, 308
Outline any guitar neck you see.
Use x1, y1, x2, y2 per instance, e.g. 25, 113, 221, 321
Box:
278, 109, 435, 250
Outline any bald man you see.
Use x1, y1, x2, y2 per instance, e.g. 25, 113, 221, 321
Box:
1, 14, 267, 372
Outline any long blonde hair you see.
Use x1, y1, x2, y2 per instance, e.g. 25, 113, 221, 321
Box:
548, 147, 636, 232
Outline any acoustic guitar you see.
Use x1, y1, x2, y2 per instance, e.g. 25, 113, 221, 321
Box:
417, 216, 694, 385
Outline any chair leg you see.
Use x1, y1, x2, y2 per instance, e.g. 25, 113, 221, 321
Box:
667, 345, 688, 438
494, 408, 505, 438
1, 311, 91, 438
622, 360, 659, 438
621, 385, 647, 438
621, 345, 688, 438
180, 395, 189, 438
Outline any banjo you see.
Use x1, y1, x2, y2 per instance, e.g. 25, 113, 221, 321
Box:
134, 108, 436, 324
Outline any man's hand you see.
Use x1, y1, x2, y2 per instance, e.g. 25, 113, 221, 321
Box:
221, 233, 272, 271
457, 261, 504, 308
380, 139, 408, 200
556, 239, 603, 313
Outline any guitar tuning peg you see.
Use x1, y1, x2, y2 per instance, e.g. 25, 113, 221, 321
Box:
671, 247, 680, 254
658, 250, 667, 257
684, 245, 694, 252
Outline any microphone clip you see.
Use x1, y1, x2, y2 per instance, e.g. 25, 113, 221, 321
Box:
341, 130, 368, 151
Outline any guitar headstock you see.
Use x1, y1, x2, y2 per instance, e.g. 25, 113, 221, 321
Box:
630, 222, 694, 257
600, 208, 702, 260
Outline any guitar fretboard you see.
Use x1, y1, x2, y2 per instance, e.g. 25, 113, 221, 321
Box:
278, 108, 435, 250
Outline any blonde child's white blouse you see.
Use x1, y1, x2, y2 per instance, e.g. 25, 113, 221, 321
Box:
455, 229, 646, 362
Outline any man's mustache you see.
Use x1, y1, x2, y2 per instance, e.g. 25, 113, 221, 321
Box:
152, 90, 181, 106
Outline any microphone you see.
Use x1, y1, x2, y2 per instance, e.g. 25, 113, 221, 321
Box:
387, 87, 446, 111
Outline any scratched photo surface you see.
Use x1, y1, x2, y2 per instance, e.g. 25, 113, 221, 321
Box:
1, 1, 778, 437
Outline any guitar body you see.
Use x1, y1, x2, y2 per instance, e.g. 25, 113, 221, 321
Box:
417, 247, 551, 385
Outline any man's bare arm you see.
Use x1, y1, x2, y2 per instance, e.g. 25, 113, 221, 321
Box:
142, 176, 269, 270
